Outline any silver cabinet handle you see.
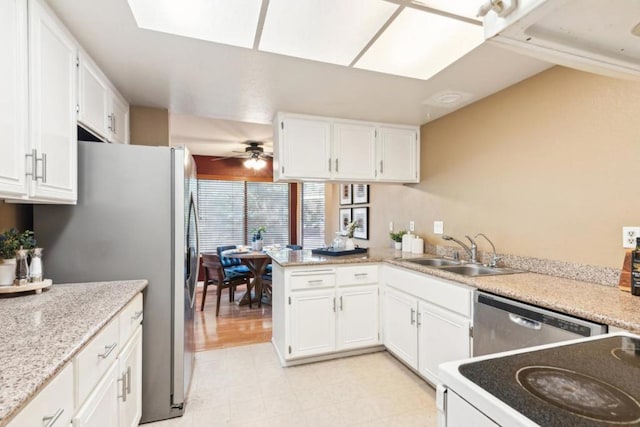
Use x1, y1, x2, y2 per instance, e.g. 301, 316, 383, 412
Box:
380, 160, 384, 174
307, 279, 323, 285
98, 342, 117, 359
417, 312, 422, 327
410, 308, 415, 325
113, 114, 116, 133
41, 153, 47, 183
354, 273, 368, 277
332, 297, 336, 312
339, 296, 343, 311
335, 158, 339, 172
126, 366, 132, 395
117, 372, 127, 402
43, 408, 64, 427
25, 149, 37, 179
132, 310, 143, 320
328, 158, 331, 172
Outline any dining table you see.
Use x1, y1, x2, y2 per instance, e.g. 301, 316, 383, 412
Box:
222, 249, 271, 307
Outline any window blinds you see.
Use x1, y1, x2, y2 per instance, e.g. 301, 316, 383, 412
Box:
301, 182, 325, 248
247, 182, 289, 245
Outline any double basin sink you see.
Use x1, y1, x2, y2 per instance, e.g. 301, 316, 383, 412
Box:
404, 257, 524, 277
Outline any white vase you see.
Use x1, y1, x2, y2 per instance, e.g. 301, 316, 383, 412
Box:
394, 241, 402, 250
345, 238, 355, 250
252, 240, 263, 251
0, 258, 16, 286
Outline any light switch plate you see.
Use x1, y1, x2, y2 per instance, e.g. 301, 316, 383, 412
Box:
409, 221, 415, 232
389, 221, 394, 232
434, 221, 444, 235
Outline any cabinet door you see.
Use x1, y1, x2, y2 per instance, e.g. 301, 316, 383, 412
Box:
109, 93, 129, 144
289, 289, 336, 358
337, 285, 379, 351
278, 116, 331, 180
332, 122, 376, 181
383, 287, 418, 369
377, 126, 419, 183
72, 362, 119, 427
418, 300, 470, 384
7, 363, 74, 427
78, 53, 109, 139
0, 0, 28, 198
28, 0, 78, 202
119, 326, 142, 427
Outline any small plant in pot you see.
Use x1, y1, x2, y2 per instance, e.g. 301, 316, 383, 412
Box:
251, 226, 267, 251
390, 230, 407, 250
0, 229, 36, 285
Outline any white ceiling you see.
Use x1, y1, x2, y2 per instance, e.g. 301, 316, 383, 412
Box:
46, 0, 552, 155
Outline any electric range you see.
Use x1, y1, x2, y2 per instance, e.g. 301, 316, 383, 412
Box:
437, 333, 640, 427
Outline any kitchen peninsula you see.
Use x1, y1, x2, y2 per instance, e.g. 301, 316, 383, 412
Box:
0, 280, 147, 426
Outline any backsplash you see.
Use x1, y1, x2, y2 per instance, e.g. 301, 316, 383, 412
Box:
430, 243, 621, 287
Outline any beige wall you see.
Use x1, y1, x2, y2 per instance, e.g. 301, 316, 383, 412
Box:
130, 106, 170, 146
330, 67, 640, 268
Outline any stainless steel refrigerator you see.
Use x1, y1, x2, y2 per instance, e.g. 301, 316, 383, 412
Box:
34, 141, 199, 423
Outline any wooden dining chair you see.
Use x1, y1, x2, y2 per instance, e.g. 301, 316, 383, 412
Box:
201, 253, 251, 316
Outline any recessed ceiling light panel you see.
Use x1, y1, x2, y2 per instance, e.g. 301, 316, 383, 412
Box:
355, 8, 484, 80
127, 0, 262, 48
259, 0, 398, 66
411, 0, 485, 21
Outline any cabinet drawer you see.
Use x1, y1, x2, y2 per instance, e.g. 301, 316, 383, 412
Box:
289, 269, 336, 290
7, 362, 74, 427
119, 292, 143, 347
75, 315, 119, 405
337, 265, 378, 286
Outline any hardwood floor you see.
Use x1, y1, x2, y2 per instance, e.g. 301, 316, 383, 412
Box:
194, 283, 272, 352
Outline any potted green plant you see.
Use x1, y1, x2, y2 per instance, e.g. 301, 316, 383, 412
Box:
390, 230, 407, 250
0, 229, 36, 285
251, 226, 267, 251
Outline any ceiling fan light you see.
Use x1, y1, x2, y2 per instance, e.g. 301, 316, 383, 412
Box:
244, 158, 257, 169
255, 158, 267, 169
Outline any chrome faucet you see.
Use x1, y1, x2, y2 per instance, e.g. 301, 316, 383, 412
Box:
442, 235, 478, 263
475, 233, 501, 268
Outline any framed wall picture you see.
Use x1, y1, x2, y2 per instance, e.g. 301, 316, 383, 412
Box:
339, 184, 352, 205
352, 207, 369, 240
353, 184, 369, 204
339, 208, 352, 234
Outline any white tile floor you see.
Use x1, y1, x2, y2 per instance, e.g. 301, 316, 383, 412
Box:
145, 343, 438, 427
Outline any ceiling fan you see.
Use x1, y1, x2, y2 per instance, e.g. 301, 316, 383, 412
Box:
211, 141, 273, 170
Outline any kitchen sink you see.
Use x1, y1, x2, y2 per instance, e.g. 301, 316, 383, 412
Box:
403, 257, 525, 277
439, 264, 524, 277
406, 258, 461, 267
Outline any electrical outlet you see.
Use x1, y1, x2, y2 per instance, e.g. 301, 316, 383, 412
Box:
409, 221, 415, 232
622, 226, 640, 248
434, 221, 444, 235
389, 221, 394, 232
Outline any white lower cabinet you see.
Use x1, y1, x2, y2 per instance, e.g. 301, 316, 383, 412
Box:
290, 288, 336, 358
383, 266, 472, 384
7, 362, 74, 427
417, 301, 470, 384
383, 286, 418, 369
73, 362, 120, 427
277, 264, 381, 362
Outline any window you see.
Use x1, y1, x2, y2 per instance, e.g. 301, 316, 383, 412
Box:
301, 182, 325, 248
197, 179, 289, 251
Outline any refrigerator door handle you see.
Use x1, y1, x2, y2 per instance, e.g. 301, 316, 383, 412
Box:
186, 192, 200, 308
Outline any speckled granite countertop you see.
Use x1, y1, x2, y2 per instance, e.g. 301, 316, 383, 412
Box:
0, 280, 148, 426
271, 248, 640, 333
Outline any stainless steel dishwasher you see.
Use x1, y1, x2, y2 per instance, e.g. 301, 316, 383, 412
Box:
473, 291, 607, 356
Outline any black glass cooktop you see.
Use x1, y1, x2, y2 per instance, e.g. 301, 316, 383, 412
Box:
459, 336, 640, 426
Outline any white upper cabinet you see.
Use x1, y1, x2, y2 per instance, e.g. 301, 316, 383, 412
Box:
274, 115, 332, 180
0, 0, 28, 198
377, 126, 419, 183
78, 52, 130, 144
274, 112, 420, 183
332, 121, 377, 181
28, 0, 78, 203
